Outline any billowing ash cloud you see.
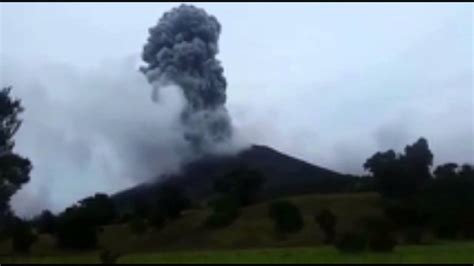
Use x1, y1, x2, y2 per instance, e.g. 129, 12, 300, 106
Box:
141, 4, 232, 154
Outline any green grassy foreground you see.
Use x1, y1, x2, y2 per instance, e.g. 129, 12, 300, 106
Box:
3, 242, 474, 264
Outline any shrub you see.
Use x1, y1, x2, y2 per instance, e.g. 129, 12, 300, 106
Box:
314, 208, 337, 244
128, 217, 148, 235
268, 200, 304, 234
335, 231, 367, 253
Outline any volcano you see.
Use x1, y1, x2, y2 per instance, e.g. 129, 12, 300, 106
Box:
112, 145, 357, 209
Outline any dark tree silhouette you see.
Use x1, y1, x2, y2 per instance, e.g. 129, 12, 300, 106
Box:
10, 217, 37, 253
364, 137, 433, 198
401, 137, 433, 189
363, 150, 401, 198
35, 210, 57, 234
434, 163, 459, 179
0, 87, 32, 227
78, 193, 117, 226
421, 163, 474, 239
55, 205, 98, 250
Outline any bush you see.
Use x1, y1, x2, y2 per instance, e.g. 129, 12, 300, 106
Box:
11, 218, 37, 253
268, 201, 304, 234
315, 208, 337, 244
335, 231, 367, 253
128, 217, 148, 235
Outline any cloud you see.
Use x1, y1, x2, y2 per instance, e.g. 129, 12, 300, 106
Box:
2, 55, 200, 216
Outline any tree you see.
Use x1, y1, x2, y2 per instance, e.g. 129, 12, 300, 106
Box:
35, 210, 57, 234
155, 185, 191, 219
10, 217, 37, 253
420, 163, 474, 239
400, 137, 433, 192
214, 166, 265, 206
363, 137, 433, 198
363, 150, 402, 198
433, 163, 458, 180
268, 200, 304, 235
0, 87, 32, 227
55, 205, 98, 250
78, 193, 117, 226
315, 209, 337, 244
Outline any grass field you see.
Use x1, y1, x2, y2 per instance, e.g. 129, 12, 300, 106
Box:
2, 242, 474, 263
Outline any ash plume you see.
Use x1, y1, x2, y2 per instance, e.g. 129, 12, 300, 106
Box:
141, 4, 232, 154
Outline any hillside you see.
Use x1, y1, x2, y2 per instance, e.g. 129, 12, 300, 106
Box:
112, 145, 357, 211
0, 192, 382, 256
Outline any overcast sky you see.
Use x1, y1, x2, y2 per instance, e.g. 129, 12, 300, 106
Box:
0, 3, 472, 217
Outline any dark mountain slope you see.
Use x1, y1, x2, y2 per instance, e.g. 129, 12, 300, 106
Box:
112, 145, 356, 210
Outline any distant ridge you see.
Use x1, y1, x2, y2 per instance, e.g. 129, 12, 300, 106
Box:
112, 145, 356, 210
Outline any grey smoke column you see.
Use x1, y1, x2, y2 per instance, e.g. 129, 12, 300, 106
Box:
141, 4, 232, 153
